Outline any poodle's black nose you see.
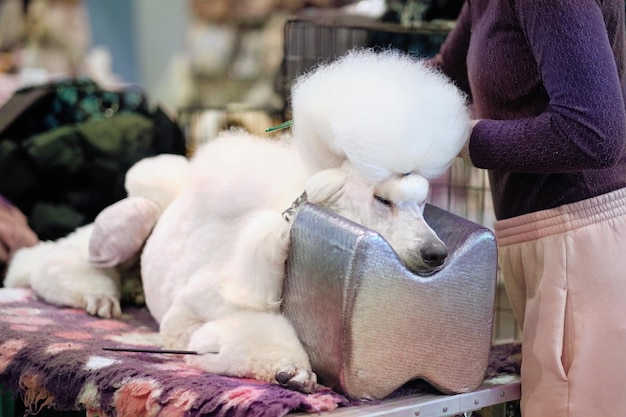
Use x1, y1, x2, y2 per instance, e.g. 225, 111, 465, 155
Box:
421, 243, 448, 268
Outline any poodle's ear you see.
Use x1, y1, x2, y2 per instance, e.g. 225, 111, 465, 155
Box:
305, 168, 348, 204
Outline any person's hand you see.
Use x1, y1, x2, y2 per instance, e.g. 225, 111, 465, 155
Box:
0, 196, 39, 263
458, 119, 481, 165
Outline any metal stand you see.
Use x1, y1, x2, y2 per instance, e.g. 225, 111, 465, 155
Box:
291, 379, 520, 417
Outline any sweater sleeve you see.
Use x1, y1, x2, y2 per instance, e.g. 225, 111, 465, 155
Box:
470, 0, 626, 173
431, 1, 472, 97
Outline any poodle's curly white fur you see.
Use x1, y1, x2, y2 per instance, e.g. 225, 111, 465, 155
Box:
4, 49, 469, 393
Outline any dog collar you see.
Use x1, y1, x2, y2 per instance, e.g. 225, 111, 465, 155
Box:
282, 191, 308, 222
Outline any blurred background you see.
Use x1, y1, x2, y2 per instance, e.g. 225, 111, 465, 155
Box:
0, 0, 518, 344
0, 0, 466, 112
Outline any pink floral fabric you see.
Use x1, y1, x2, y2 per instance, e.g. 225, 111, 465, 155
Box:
0, 288, 521, 417
0, 288, 349, 417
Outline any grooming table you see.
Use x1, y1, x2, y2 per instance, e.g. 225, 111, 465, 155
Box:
0, 203, 520, 417
0, 288, 347, 417
0, 288, 520, 417
291, 378, 521, 417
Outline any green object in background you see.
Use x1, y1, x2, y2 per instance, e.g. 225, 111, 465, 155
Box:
265, 120, 293, 133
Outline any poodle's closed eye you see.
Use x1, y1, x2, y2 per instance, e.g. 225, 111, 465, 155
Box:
374, 195, 393, 206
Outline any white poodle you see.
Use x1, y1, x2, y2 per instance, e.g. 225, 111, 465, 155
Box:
4, 49, 469, 393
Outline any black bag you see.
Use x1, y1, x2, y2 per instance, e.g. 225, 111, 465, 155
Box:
422, 0, 464, 21
381, 0, 464, 23
0, 78, 186, 240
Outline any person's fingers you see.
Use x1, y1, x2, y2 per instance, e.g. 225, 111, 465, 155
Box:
13, 225, 39, 250
0, 221, 38, 259
0, 223, 18, 256
0, 201, 25, 227
458, 119, 482, 166
0, 198, 38, 254
0, 195, 29, 222
0, 241, 9, 264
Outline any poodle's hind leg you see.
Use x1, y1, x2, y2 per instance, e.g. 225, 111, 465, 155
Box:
33, 244, 122, 318
89, 196, 162, 268
6, 231, 122, 318
4, 241, 53, 288
184, 310, 317, 393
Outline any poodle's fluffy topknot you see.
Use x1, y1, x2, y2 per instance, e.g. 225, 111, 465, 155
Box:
291, 48, 470, 182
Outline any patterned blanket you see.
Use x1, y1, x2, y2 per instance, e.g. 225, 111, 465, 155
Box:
0, 288, 521, 417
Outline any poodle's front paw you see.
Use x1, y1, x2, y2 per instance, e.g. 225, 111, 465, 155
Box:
85, 294, 122, 318
275, 365, 318, 393
184, 311, 316, 392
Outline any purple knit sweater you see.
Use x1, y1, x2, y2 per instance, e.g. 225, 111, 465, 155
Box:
434, 0, 626, 219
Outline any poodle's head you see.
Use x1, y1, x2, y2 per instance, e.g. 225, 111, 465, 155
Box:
289, 48, 470, 274
304, 162, 447, 275
291, 48, 470, 183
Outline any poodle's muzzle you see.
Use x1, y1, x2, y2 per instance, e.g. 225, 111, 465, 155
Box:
415, 240, 448, 276
283, 191, 448, 276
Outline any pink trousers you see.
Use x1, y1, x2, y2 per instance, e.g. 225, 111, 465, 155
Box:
494, 187, 626, 417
